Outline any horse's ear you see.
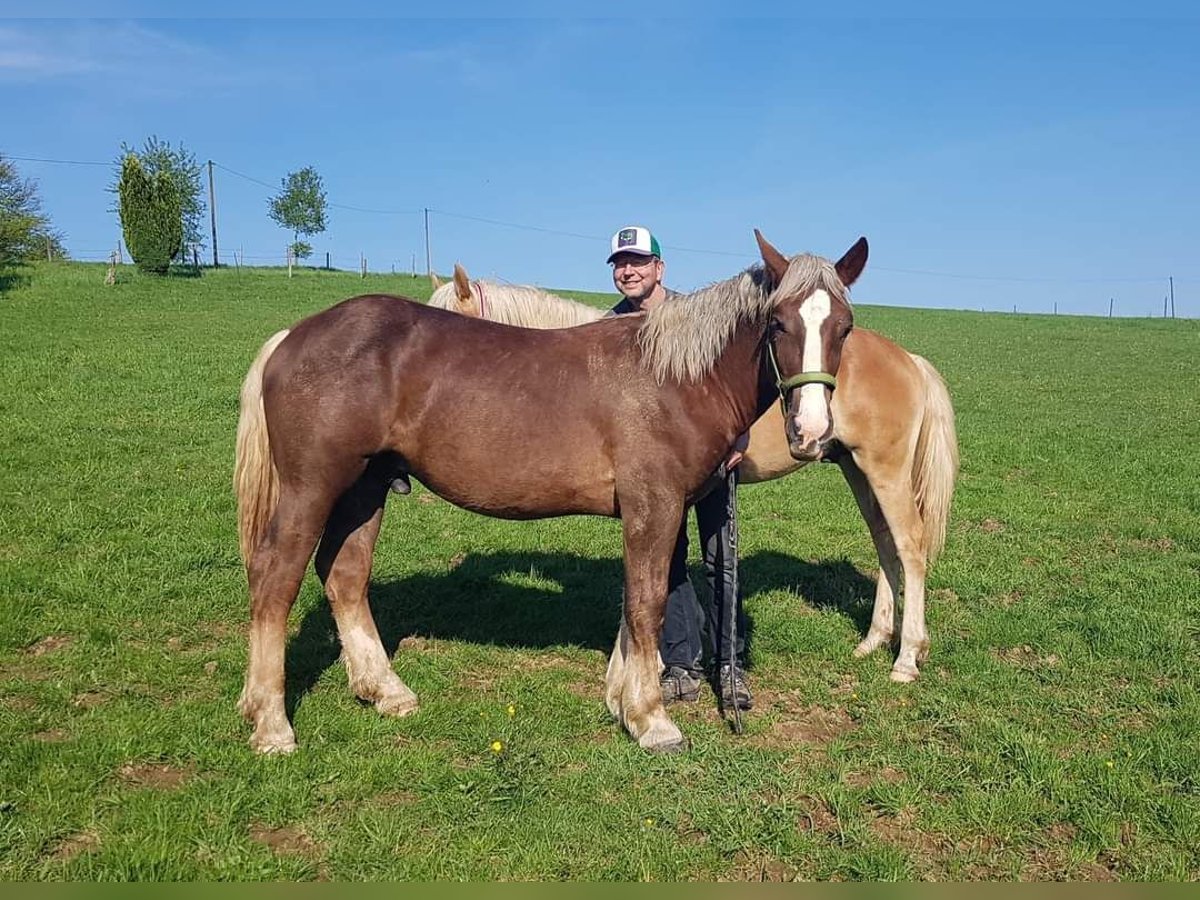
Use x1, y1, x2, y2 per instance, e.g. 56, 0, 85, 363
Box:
835, 237, 868, 287
754, 229, 789, 287
453, 263, 471, 302
430, 272, 442, 290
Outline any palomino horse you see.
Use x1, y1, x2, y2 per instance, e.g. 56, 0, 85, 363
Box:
430, 262, 958, 682
235, 232, 866, 754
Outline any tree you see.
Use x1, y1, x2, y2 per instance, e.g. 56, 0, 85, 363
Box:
110, 137, 204, 261
118, 153, 182, 275
0, 154, 67, 267
268, 167, 327, 261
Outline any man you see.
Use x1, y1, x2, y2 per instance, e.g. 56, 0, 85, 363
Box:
604, 225, 752, 711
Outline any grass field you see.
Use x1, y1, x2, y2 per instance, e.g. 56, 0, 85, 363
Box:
1, 261, 1198, 881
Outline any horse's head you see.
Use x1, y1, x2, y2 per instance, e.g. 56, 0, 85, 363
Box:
428, 263, 484, 317
756, 230, 867, 461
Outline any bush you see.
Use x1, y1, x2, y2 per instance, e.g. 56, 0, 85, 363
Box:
118, 153, 182, 275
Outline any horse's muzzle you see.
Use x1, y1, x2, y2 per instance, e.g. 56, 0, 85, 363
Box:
785, 416, 833, 461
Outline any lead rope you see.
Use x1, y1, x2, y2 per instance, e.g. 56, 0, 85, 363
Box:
725, 465, 743, 735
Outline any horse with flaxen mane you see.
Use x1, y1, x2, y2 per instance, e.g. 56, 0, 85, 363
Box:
430, 260, 958, 684
235, 232, 865, 754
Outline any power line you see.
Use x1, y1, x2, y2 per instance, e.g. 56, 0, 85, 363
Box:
6, 153, 1194, 287
213, 162, 419, 216
5, 154, 110, 167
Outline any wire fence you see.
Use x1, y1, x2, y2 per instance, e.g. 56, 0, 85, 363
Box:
8, 152, 1194, 319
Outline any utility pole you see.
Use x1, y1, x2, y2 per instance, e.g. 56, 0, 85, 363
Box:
1169, 276, 1175, 318
207, 161, 219, 268
424, 207, 432, 277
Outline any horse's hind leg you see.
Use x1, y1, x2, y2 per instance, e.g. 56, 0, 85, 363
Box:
239, 489, 329, 754
849, 453, 929, 682
315, 475, 418, 718
838, 456, 901, 659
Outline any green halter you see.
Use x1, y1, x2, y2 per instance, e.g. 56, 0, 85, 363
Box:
767, 339, 837, 418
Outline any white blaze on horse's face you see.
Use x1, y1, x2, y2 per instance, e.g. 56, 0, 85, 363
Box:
794, 289, 833, 450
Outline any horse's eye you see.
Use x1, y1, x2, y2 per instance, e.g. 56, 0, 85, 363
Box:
770, 318, 786, 334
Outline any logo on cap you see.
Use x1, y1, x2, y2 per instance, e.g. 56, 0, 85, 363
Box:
617, 228, 639, 248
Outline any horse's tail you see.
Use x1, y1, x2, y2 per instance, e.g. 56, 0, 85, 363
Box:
234, 329, 290, 567
910, 353, 959, 563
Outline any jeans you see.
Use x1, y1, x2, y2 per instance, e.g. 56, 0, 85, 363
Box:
658, 469, 746, 673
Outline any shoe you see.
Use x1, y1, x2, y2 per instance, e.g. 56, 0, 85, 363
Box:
659, 666, 702, 704
714, 663, 753, 711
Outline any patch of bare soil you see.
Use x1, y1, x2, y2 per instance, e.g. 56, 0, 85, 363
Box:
1018, 822, 1120, 881
1132, 536, 1175, 553
979, 518, 1005, 533
32, 728, 71, 743
843, 765, 906, 788
26, 635, 73, 656
117, 761, 195, 790
868, 807, 942, 855
250, 823, 316, 855
71, 691, 108, 709
795, 796, 840, 837
726, 850, 799, 882
751, 704, 857, 750
50, 829, 100, 861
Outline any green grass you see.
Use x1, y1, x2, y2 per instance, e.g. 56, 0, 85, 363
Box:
1, 260, 1198, 881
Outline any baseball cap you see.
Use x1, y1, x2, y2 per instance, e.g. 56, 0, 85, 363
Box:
607, 226, 662, 264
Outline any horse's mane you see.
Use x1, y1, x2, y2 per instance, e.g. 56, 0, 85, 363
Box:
428, 279, 602, 328
639, 254, 850, 384
428, 253, 850, 384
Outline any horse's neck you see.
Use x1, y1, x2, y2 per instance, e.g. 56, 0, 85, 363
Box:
706, 324, 777, 435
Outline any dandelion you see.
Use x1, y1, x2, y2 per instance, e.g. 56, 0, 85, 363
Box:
507, 704, 516, 717
851, 693, 859, 700
491, 740, 504, 754
643, 817, 656, 828
1105, 760, 1114, 768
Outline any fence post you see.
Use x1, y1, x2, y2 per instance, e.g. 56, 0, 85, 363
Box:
288, 246, 293, 278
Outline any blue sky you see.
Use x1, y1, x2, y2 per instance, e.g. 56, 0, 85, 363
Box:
3, 13, 1198, 316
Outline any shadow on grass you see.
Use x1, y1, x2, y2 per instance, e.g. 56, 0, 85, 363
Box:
283, 549, 878, 716
741, 550, 877, 637
0, 269, 32, 293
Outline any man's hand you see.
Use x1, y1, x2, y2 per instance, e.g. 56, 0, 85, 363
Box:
724, 431, 750, 470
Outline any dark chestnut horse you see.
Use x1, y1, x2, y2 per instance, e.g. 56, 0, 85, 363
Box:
235, 232, 866, 754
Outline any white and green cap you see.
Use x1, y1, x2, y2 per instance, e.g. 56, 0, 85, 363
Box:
607, 225, 662, 263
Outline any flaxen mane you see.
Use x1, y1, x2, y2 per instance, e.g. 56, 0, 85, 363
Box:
637, 254, 850, 384
428, 280, 601, 328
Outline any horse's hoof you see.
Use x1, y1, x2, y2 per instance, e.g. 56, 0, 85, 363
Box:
251, 734, 298, 755
376, 694, 419, 717
636, 720, 686, 753
854, 635, 889, 658
889, 666, 919, 684
645, 737, 689, 755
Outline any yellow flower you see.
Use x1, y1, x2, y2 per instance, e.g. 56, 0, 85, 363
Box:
507, 704, 516, 717
1105, 760, 1114, 768
643, 817, 656, 828
490, 740, 503, 754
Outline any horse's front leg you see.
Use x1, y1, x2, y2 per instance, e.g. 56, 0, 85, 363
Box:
610, 502, 687, 753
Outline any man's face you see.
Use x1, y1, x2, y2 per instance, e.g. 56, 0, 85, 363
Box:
610, 252, 663, 302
